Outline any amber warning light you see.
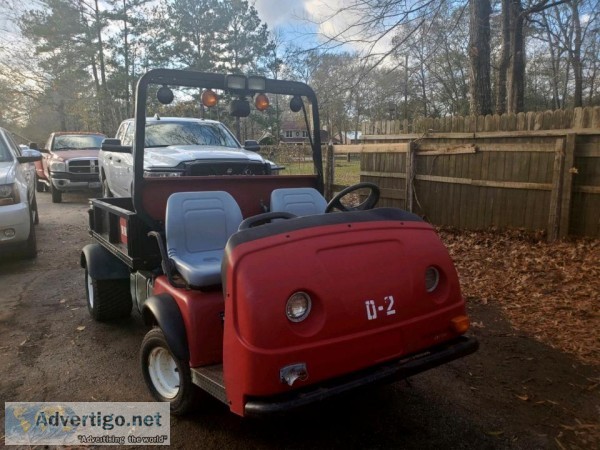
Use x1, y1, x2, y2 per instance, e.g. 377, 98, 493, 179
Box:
254, 93, 270, 111
201, 89, 218, 107
451, 315, 470, 334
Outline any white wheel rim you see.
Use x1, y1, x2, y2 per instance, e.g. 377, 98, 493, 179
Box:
148, 347, 180, 399
86, 272, 94, 308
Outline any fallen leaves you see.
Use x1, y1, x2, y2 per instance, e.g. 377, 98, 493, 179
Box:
440, 228, 600, 365
76, 326, 85, 332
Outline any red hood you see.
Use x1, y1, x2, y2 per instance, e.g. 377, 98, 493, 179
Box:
51, 149, 99, 160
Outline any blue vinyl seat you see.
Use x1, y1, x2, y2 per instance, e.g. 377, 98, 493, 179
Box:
270, 188, 327, 216
165, 191, 243, 287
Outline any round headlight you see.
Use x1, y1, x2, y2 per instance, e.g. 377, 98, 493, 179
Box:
425, 267, 440, 292
286, 292, 312, 322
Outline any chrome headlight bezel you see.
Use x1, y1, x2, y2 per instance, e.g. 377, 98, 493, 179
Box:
425, 266, 440, 293
286, 292, 312, 323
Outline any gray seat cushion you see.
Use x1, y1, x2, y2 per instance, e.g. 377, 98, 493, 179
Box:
270, 188, 327, 216
166, 191, 242, 287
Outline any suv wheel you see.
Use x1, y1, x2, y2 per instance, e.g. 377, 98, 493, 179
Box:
84, 269, 132, 321
102, 178, 113, 198
141, 328, 201, 415
21, 207, 37, 259
50, 183, 62, 203
31, 194, 39, 225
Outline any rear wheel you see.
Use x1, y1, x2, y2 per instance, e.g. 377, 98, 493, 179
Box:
35, 175, 45, 193
50, 182, 62, 203
141, 328, 200, 415
84, 269, 132, 321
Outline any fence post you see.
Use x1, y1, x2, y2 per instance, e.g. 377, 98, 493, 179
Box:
324, 143, 335, 200
559, 134, 577, 238
548, 138, 565, 241
405, 141, 417, 212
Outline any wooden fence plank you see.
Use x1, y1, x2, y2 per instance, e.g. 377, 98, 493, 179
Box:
548, 139, 565, 241
325, 144, 334, 200
559, 134, 577, 237
414, 174, 552, 190
573, 186, 600, 194
360, 171, 406, 179
405, 142, 416, 212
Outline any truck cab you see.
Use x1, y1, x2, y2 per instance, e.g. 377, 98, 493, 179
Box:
34, 132, 104, 203
100, 117, 279, 198
81, 70, 478, 417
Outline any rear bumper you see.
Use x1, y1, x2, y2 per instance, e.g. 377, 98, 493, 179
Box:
244, 335, 479, 416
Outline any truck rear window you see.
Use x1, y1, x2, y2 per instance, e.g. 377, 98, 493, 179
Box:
145, 122, 239, 148
54, 135, 104, 150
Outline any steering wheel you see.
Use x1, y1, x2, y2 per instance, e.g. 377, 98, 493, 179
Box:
325, 182, 380, 213
238, 211, 297, 230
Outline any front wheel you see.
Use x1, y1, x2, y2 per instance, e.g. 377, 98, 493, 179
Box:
141, 328, 201, 415
31, 194, 39, 225
50, 183, 62, 203
102, 178, 113, 198
35, 175, 45, 193
84, 269, 132, 321
21, 207, 37, 259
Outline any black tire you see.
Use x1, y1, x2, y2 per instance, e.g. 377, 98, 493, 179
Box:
84, 269, 132, 321
31, 194, 39, 225
50, 183, 62, 203
141, 328, 200, 415
21, 208, 37, 259
35, 175, 45, 193
102, 178, 113, 198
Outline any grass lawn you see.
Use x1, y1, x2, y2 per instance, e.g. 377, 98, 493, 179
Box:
275, 158, 360, 187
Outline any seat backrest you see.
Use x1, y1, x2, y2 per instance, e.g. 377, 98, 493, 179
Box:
270, 188, 327, 216
166, 190, 242, 268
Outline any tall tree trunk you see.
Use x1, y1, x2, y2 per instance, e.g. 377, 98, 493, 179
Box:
507, 0, 525, 114
496, 0, 510, 114
468, 0, 492, 115
123, 0, 130, 117
542, 13, 561, 109
571, 0, 583, 107
93, 0, 109, 132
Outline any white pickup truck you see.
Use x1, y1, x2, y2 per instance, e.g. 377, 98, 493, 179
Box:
99, 116, 278, 197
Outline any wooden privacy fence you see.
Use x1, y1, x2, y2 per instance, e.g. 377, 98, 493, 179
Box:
328, 129, 600, 239
362, 106, 600, 135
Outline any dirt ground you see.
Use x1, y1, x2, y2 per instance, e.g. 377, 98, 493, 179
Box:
0, 192, 598, 449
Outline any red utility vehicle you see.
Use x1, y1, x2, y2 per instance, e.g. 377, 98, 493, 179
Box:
81, 69, 478, 416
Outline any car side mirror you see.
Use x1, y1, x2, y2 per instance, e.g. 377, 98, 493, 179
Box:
101, 138, 132, 153
244, 140, 260, 152
28, 142, 39, 150
17, 149, 42, 163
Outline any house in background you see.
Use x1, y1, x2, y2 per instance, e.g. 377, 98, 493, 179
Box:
280, 120, 335, 144
280, 120, 310, 143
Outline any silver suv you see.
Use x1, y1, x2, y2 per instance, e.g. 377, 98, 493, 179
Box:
0, 128, 42, 259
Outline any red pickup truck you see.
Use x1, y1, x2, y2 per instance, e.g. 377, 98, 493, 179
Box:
33, 132, 104, 203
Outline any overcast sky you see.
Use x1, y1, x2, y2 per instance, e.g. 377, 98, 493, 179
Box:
253, 0, 392, 56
